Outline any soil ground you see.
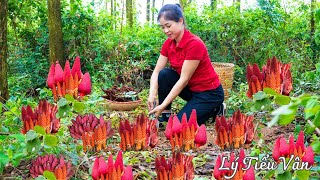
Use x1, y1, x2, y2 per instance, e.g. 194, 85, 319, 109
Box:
2, 116, 296, 180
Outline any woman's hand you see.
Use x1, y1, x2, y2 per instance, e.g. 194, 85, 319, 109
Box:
148, 104, 165, 118
147, 95, 157, 111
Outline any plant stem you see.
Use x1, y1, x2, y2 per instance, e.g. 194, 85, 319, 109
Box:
0, 98, 21, 121
308, 120, 320, 136
0, 132, 10, 135
254, 121, 259, 137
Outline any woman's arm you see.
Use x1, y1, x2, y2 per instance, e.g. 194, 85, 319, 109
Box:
149, 60, 200, 116
148, 55, 168, 110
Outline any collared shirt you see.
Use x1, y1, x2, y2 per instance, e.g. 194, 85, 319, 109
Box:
160, 29, 221, 92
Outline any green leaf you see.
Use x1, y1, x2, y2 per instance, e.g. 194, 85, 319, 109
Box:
7, 149, 12, 159
295, 170, 310, 180
253, 91, 267, 100
276, 171, 292, 180
26, 138, 41, 153
1, 125, 9, 133
275, 95, 291, 105
311, 141, 320, 153
65, 94, 75, 102
265, 170, 276, 179
34, 126, 46, 135
304, 98, 319, 119
305, 124, 316, 134
313, 111, 320, 127
44, 135, 58, 147
43, 170, 57, 180
268, 104, 296, 127
0, 103, 3, 114
0, 152, 9, 166
294, 124, 301, 135
57, 98, 68, 108
12, 153, 24, 167
35, 175, 46, 180
315, 155, 320, 163
276, 162, 285, 174
298, 94, 312, 106
311, 165, 320, 172
10, 107, 18, 114
251, 98, 272, 112
278, 114, 296, 125
315, 8, 320, 23
57, 105, 71, 118
26, 130, 38, 141
57, 127, 64, 136
73, 102, 84, 113
263, 87, 277, 95
8, 134, 25, 142
316, 63, 320, 72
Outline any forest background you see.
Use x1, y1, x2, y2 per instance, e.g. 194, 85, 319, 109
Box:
0, 0, 320, 179
1, 0, 320, 99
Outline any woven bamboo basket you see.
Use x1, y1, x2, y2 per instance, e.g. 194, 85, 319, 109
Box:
106, 99, 142, 111
212, 62, 235, 100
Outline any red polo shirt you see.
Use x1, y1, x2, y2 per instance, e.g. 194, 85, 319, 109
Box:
160, 29, 221, 92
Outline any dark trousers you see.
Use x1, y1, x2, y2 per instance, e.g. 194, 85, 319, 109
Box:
158, 68, 224, 125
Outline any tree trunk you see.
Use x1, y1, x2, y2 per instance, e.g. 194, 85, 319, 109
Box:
146, 0, 150, 24
48, 0, 64, 64
310, 0, 316, 61
179, 0, 184, 10
236, 0, 240, 12
0, 0, 9, 102
210, 0, 217, 11
152, 0, 155, 24
111, 0, 113, 16
70, 0, 74, 13
311, 0, 315, 37
126, 0, 133, 27
121, 0, 124, 33
111, 0, 117, 30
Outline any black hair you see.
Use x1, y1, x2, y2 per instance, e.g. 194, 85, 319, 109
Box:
157, 4, 185, 25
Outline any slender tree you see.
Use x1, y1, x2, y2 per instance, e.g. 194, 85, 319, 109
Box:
210, 0, 217, 11
234, 0, 240, 11
111, 0, 114, 16
146, 0, 150, 23
111, 0, 117, 30
126, 0, 133, 27
0, 0, 9, 102
179, 0, 184, 10
179, 0, 192, 10
70, 0, 74, 13
310, 0, 316, 61
48, 0, 64, 64
121, 0, 124, 33
151, 0, 155, 24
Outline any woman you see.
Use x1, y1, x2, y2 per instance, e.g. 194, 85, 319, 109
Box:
148, 4, 224, 125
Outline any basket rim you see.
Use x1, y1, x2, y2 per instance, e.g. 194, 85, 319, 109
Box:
212, 62, 235, 68
105, 98, 142, 104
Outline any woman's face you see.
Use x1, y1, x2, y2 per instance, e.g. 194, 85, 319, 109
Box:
159, 16, 184, 41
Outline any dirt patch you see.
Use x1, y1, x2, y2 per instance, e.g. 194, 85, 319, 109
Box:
257, 123, 295, 144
